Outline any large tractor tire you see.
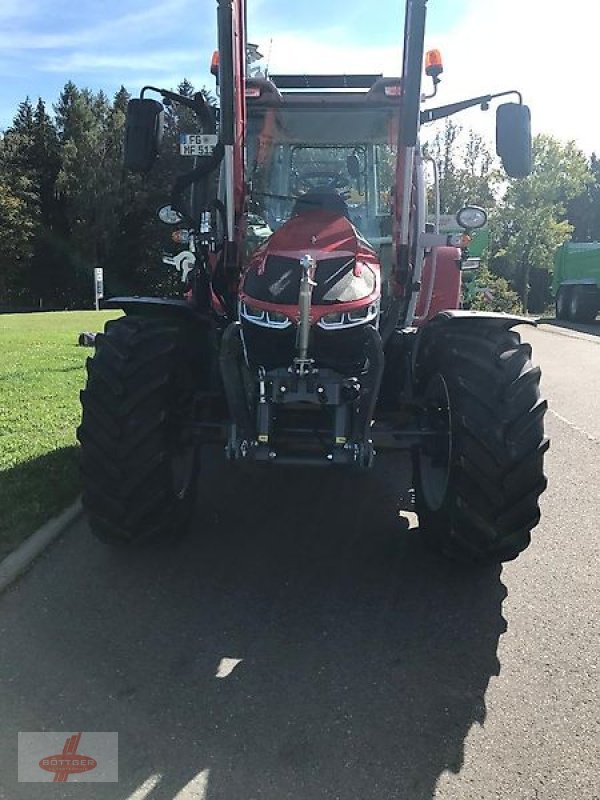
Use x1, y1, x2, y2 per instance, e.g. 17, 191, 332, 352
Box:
78, 314, 206, 545
413, 321, 548, 563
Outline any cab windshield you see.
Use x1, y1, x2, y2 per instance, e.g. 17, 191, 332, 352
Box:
246, 106, 398, 244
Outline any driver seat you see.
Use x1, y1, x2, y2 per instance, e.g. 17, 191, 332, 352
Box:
293, 189, 350, 219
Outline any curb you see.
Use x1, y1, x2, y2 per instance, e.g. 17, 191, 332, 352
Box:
0, 498, 83, 593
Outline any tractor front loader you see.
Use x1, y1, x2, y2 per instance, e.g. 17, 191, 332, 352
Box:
78, 0, 548, 562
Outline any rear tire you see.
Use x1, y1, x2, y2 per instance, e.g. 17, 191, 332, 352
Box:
569, 287, 597, 323
413, 322, 549, 563
555, 287, 570, 320
78, 315, 206, 545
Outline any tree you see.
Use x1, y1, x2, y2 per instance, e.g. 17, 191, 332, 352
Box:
424, 120, 499, 214
0, 100, 42, 305
0, 172, 37, 305
23, 99, 64, 307
463, 265, 522, 314
567, 153, 600, 242
54, 84, 129, 305
491, 135, 591, 311
0, 80, 218, 308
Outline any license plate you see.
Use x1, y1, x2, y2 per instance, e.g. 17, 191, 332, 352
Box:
179, 133, 218, 157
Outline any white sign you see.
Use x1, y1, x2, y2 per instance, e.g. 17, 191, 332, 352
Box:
179, 133, 218, 157
94, 268, 104, 300
94, 267, 104, 310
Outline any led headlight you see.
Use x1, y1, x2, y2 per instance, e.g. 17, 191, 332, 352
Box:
317, 302, 379, 330
320, 310, 344, 327
240, 301, 292, 329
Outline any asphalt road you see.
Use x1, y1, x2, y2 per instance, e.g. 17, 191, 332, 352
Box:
0, 320, 598, 800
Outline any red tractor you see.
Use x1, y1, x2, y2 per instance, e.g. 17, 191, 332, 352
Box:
78, 0, 548, 562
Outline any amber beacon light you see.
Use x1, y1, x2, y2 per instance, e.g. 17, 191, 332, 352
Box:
425, 49, 444, 78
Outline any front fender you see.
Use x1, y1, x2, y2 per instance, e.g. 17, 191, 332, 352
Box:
426, 309, 537, 328
104, 296, 211, 323
412, 309, 538, 379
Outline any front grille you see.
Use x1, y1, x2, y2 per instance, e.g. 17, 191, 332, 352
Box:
241, 318, 370, 375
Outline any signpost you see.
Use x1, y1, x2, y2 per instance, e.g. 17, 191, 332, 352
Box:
94, 268, 104, 311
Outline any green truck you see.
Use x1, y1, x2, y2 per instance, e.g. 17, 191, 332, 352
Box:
554, 242, 600, 322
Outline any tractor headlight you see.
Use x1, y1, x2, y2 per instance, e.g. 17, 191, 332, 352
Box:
348, 305, 373, 323
320, 310, 345, 327
241, 300, 378, 330
265, 310, 291, 328
240, 301, 292, 329
241, 302, 265, 322
317, 302, 379, 330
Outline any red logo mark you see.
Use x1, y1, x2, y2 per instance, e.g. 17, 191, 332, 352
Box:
38, 733, 97, 783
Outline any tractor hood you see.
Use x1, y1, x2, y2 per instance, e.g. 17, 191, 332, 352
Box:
241, 211, 381, 311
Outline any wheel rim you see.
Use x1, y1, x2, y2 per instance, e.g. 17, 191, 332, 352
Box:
418, 373, 452, 512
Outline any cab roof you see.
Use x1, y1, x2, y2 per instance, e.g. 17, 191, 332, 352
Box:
246, 75, 403, 108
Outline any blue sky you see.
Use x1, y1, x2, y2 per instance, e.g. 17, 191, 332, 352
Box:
1, 0, 597, 155
0, 0, 469, 124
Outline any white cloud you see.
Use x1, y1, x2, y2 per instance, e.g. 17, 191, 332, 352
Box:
252, 29, 402, 77
40, 50, 204, 73
425, 0, 599, 155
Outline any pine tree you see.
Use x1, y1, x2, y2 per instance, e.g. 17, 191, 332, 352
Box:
25, 99, 66, 307
0, 100, 41, 304
1, 77, 221, 307
54, 84, 123, 304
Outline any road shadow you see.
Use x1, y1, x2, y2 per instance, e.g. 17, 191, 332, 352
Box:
539, 317, 600, 337
0, 450, 507, 799
0, 446, 79, 560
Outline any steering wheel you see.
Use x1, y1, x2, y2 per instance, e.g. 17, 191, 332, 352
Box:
295, 170, 350, 194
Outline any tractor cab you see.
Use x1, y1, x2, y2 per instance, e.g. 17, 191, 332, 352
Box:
245, 75, 401, 257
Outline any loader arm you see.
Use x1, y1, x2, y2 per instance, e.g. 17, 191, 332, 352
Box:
383, 0, 428, 341
216, 0, 247, 262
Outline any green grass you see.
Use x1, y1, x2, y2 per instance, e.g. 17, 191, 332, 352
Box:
0, 310, 120, 559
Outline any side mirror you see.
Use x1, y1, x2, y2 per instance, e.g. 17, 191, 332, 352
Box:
123, 98, 165, 173
496, 103, 532, 178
